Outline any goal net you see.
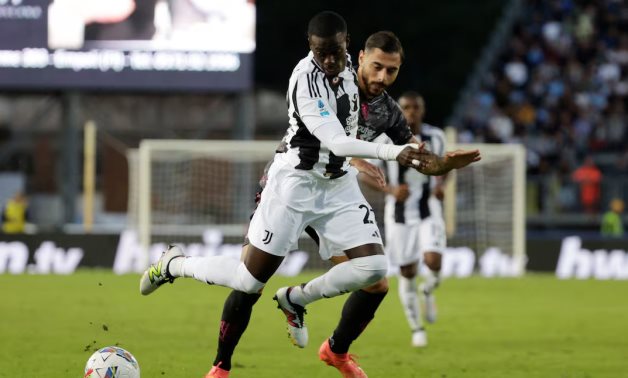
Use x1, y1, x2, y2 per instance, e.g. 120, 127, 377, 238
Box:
443, 140, 526, 276
128, 140, 275, 245
126, 139, 321, 270
127, 139, 526, 275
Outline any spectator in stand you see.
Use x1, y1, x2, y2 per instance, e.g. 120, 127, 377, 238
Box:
457, 0, 628, 220
460, 0, 627, 189
571, 156, 602, 213
601, 198, 624, 237
1, 192, 28, 234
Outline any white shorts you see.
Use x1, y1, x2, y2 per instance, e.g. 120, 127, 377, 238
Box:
248, 159, 383, 259
385, 216, 446, 266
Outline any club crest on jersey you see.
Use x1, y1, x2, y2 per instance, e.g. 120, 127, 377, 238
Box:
318, 99, 330, 117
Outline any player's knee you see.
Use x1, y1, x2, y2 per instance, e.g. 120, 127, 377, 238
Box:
399, 263, 417, 279
239, 280, 265, 294
235, 264, 266, 294
228, 290, 262, 308
423, 252, 442, 271
350, 254, 388, 285
363, 277, 389, 293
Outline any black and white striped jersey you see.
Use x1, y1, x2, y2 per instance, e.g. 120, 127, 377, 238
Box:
383, 124, 446, 224
275, 51, 360, 179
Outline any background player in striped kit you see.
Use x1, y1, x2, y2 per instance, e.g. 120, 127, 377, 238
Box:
372, 91, 448, 347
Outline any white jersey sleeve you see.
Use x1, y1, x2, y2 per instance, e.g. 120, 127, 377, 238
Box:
292, 71, 406, 160
294, 72, 343, 134
312, 121, 406, 160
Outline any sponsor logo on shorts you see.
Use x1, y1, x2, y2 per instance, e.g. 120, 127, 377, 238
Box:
263, 230, 274, 244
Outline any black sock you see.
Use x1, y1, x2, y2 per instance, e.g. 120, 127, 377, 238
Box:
213, 290, 261, 371
329, 289, 387, 354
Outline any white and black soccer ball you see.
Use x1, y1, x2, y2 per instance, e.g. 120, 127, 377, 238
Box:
84, 346, 140, 378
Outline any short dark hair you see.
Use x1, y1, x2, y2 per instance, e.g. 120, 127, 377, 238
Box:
365, 31, 405, 62
308, 11, 347, 38
399, 90, 423, 102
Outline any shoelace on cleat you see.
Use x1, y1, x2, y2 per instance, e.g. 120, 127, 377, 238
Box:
346, 354, 361, 366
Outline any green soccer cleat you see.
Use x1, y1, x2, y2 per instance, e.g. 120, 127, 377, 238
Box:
139, 245, 184, 296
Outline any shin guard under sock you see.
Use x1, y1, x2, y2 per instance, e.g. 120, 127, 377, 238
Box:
213, 290, 261, 370
329, 289, 387, 354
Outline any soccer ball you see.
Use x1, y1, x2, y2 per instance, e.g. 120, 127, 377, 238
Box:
84, 346, 140, 378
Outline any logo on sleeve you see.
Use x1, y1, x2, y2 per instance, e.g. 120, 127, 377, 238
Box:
318, 99, 330, 117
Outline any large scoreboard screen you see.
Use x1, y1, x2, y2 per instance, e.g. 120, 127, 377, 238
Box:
0, 0, 255, 91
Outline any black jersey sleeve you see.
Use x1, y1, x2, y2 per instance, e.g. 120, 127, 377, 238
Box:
384, 97, 413, 145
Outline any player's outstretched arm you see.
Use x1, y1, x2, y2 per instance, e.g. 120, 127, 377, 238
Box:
417, 149, 481, 176
310, 120, 428, 169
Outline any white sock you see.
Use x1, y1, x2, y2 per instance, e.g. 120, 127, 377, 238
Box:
423, 269, 441, 294
167, 256, 185, 276
289, 255, 388, 306
398, 275, 423, 331
169, 256, 264, 294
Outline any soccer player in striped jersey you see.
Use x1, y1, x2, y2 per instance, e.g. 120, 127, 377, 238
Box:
139, 12, 453, 378
379, 92, 448, 347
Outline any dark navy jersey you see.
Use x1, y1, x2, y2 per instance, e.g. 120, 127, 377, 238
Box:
357, 90, 413, 145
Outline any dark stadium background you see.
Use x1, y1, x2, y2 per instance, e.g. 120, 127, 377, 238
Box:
255, 0, 504, 126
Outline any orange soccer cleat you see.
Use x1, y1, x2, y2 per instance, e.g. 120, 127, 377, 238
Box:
318, 339, 367, 378
205, 362, 229, 378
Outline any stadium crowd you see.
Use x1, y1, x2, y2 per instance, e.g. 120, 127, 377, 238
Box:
459, 0, 627, 213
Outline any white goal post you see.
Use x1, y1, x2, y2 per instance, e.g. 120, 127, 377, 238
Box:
444, 136, 526, 275
134, 140, 279, 251
129, 138, 526, 274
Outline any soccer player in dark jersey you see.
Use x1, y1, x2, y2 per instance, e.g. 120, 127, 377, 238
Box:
274, 31, 480, 376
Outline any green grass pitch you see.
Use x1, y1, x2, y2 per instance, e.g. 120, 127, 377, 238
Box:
1, 271, 627, 377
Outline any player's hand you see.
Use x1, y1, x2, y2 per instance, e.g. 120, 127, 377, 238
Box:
391, 184, 410, 202
442, 149, 481, 169
396, 143, 430, 170
351, 158, 386, 189
418, 148, 481, 175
